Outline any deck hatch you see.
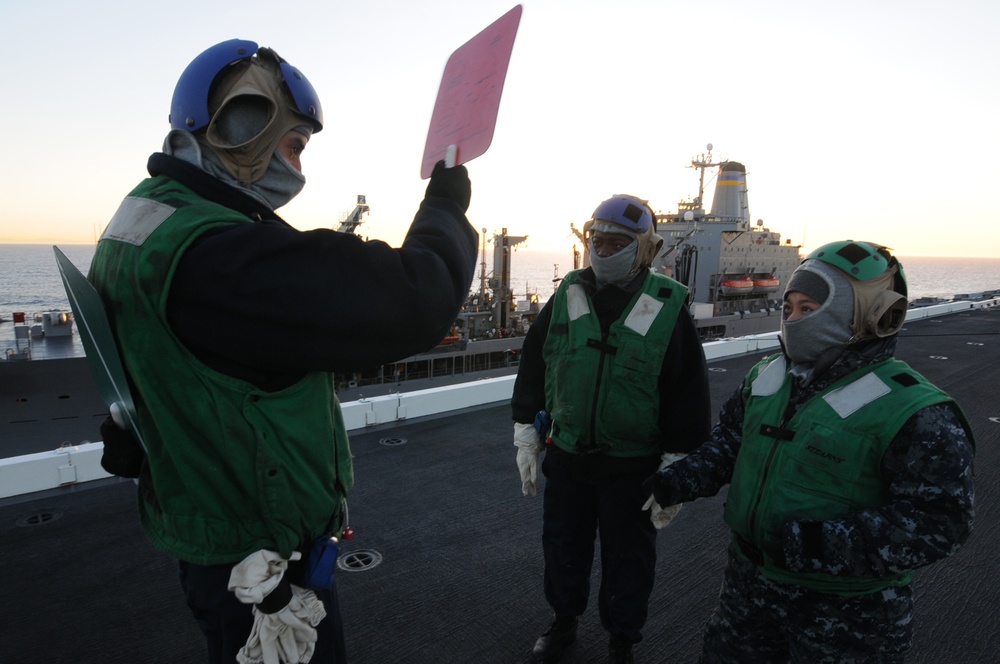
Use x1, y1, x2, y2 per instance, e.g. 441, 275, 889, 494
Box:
338, 549, 383, 572
15, 510, 63, 527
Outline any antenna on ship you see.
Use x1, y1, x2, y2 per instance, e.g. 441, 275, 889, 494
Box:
691, 143, 721, 210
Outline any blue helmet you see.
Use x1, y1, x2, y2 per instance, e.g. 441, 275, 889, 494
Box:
584, 194, 663, 277
169, 39, 323, 133
591, 194, 656, 234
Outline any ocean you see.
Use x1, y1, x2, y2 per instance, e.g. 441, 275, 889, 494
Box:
503, 250, 1000, 304
1, 244, 997, 358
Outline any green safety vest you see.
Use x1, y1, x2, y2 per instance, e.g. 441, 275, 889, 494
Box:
89, 175, 352, 565
725, 354, 972, 595
542, 270, 686, 457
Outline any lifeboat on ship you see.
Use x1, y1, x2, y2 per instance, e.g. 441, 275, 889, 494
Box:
752, 277, 781, 294
718, 278, 754, 297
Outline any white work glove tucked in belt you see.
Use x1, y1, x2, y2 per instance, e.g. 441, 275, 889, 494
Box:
514, 422, 546, 497
642, 452, 687, 529
228, 550, 327, 664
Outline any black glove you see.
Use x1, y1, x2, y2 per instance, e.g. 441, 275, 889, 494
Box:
99, 415, 145, 478
641, 471, 677, 509
424, 160, 471, 212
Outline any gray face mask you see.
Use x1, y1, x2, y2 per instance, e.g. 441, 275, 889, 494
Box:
162, 129, 305, 210
236, 148, 306, 210
780, 261, 855, 379
589, 239, 638, 287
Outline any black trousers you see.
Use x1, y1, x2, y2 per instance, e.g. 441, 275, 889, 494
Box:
540, 447, 660, 643
179, 559, 347, 663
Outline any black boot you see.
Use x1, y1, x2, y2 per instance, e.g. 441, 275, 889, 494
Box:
531, 616, 577, 663
608, 635, 634, 664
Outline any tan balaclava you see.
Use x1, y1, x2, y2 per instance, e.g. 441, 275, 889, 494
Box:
203, 48, 315, 187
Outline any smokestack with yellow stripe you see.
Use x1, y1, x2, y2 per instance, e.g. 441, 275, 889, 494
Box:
709, 161, 749, 223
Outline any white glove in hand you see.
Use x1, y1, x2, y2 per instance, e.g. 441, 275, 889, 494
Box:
239, 586, 327, 664
229, 550, 327, 664
514, 422, 545, 497
643, 452, 688, 530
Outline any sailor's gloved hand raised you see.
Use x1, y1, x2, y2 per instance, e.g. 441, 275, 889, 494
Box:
425, 160, 471, 212
514, 422, 545, 496
642, 452, 687, 529
229, 550, 327, 664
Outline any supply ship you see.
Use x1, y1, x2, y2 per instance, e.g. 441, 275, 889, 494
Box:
573, 144, 801, 340
346, 140, 806, 397
331, 196, 540, 397
653, 145, 801, 339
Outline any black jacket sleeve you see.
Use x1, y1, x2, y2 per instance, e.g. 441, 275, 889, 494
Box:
167, 196, 478, 383
656, 306, 712, 453
650, 382, 745, 504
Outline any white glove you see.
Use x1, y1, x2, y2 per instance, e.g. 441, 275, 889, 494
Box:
239, 585, 327, 664
514, 422, 545, 496
229, 550, 298, 604
229, 550, 327, 664
642, 452, 687, 529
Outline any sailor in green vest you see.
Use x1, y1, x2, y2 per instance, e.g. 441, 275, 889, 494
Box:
643, 241, 976, 663
88, 40, 477, 664
512, 195, 712, 664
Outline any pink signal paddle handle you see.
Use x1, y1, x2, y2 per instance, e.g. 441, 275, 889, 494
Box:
420, 5, 522, 179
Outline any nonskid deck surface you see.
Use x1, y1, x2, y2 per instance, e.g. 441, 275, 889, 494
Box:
1, 307, 997, 663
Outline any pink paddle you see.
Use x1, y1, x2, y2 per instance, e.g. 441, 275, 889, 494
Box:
420, 5, 522, 178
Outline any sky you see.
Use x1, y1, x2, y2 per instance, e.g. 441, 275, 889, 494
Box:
2, 0, 998, 258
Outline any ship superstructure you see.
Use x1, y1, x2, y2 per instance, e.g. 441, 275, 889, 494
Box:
653, 146, 801, 338
459, 228, 540, 340
573, 145, 801, 339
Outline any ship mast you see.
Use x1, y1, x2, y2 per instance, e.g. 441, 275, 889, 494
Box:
479, 228, 488, 307
495, 228, 527, 330
690, 143, 722, 210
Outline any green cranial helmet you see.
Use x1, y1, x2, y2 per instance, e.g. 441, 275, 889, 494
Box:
804, 240, 909, 339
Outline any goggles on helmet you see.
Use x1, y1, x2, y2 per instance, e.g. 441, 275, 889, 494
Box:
583, 194, 664, 280
170, 39, 323, 133
590, 194, 656, 234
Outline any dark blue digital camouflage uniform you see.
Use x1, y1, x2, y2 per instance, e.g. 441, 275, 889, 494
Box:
654, 337, 976, 663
